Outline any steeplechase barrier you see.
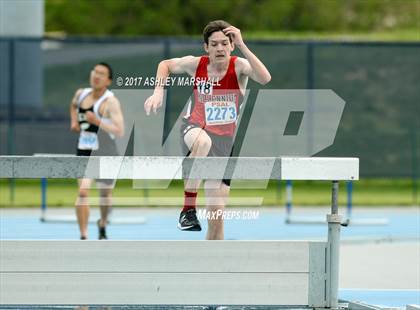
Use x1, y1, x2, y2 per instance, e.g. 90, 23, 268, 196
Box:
0, 156, 359, 308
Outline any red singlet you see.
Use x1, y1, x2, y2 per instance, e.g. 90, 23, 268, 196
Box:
185, 56, 242, 137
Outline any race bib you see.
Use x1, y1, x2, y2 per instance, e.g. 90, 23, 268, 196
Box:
78, 131, 99, 150
205, 101, 237, 125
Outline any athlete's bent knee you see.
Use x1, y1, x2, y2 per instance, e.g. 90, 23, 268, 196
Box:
194, 135, 212, 151
78, 189, 89, 199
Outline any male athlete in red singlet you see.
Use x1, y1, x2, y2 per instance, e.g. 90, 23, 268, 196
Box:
144, 20, 271, 240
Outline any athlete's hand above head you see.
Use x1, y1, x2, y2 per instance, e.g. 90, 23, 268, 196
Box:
144, 91, 164, 116
223, 26, 244, 47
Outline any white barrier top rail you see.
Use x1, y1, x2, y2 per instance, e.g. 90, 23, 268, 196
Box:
0, 156, 359, 180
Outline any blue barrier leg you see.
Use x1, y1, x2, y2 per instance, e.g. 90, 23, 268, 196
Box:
285, 180, 293, 223
40, 178, 47, 221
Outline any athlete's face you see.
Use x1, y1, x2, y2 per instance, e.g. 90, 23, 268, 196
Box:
204, 31, 234, 65
90, 65, 111, 90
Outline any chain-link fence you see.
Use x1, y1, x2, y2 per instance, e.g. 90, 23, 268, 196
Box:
0, 38, 419, 181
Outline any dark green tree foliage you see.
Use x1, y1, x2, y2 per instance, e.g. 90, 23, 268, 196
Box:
46, 0, 420, 35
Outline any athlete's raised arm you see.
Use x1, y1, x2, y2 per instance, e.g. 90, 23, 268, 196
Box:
85, 96, 125, 138
144, 56, 200, 115
223, 26, 271, 85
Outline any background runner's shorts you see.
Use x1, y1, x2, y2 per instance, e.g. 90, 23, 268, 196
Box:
180, 119, 233, 186
76, 148, 116, 188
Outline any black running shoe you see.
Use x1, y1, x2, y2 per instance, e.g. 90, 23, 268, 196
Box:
178, 209, 202, 231
97, 220, 108, 240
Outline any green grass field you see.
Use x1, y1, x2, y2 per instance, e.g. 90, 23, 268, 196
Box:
0, 179, 417, 208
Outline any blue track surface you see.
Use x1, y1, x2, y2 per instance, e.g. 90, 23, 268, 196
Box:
340, 289, 420, 308
1, 209, 419, 241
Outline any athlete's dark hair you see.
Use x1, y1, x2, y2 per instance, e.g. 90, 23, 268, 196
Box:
95, 62, 113, 80
203, 20, 232, 44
